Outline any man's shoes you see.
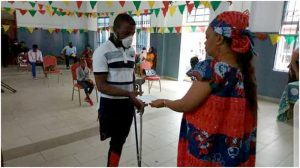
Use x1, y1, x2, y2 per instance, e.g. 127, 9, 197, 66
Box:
85, 97, 93, 106
33, 77, 38, 80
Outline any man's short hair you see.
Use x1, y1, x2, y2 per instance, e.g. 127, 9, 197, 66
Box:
113, 13, 136, 31
32, 44, 38, 49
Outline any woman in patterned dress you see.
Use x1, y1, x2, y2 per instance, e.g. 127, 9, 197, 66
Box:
150, 11, 257, 167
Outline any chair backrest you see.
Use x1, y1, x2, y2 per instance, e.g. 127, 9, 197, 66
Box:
144, 69, 157, 77
43, 56, 57, 68
71, 63, 80, 81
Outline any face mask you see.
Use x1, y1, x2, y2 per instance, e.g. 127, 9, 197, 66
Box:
121, 36, 133, 48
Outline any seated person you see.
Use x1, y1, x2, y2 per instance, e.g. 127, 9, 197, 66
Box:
81, 44, 93, 70
28, 44, 46, 79
77, 59, 94, 106
288, 48, 299, 83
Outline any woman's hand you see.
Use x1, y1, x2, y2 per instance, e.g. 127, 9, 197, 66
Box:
149, 99, 165, 108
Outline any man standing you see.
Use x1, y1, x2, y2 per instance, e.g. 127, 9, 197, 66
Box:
62, 42, 77, 69
28, 44, 45, 79
93, 13, 145, 167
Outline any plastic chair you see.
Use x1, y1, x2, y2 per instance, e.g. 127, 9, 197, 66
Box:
43, 56, 62, 87
71, 63, 98, 106
144, 69, 161, 94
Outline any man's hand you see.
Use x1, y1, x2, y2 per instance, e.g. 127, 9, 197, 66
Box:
128, 91, 147, 113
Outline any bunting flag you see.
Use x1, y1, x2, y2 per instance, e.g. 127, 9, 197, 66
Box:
201, 1, 211, 8
175, 26, 181, 34
148, 1, 155, 8
38, 4, 43, 10
8, 8, 15, 15
255, 32, 268, 40
76, 12, 83, 18
27, 27, 34, 33
48, 1, 52, 5
59, 8, 63, 13
162, 1, 169, 10
178, 4, 185, 15
133, 1, 141, 10
137, 28, 141, 34
285, 35, 297, 45
76, 1, 82, 9
159, 27, 165, 34
48, 28, 54, 34
29, 1, 36, 8
79, 29, 84, 33
135, 10, 141, 16
92, 12, 97, 18
55, 28, 60, 33
52, 7, 57, 13
194, 1, 200, 8
63, 1, 69, 6
144, 9, 149, 15
169, 6, 176, 16
67, 28, 73, 34
162, 7, 168, 17
211, 1, 221, 11
199, 26, 205, 32
168, 27, 174, 33
187, 3, 194, 14
19, 9, 28, 15
2, 25, 10, 32
61, 28, 67, 33
73, 29, 78, 33
90, 1, 97, 10
269, 34, 281, 45
153, 27, 158, 33
106, 1, 113, 7
84, 12, 89, 18
119, 1, 125, 7
191, 26, 197, 32
110, 12, 114, 16
45, 5, 52, 15
8, 1, 14, 4
154, 8, 160, 17
28, 9, 37, 17
128, 11, 132, 15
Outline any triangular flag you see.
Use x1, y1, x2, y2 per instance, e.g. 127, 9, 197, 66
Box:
162, 8, 168, 17
135, 10, 141, 16
285, 35, 297, 45
29, 9, 37, 17
2, 25, 10, 32
178, 4, 185, 15
61, 12, 66, 16
168, 27, 174, 33
19, 9, 28, 16
19, 27, 26, 32
77, 12, 83, 18
90, 1, 97, 10
48, 28, 54, 34
110, 12, 114, 16
255, 32, 267, 40
163, 1, 169, 10
59, 8, 63, 13
38, 4, 43, 10
147, 27, 151, 33
159, 27, 165, 34
169, 6, 176, 16
8, 1, 15, 4
268, 34, 281, 45
69, 11, 74, 16
76, 1, 82, 9
211, 1, 221, 11
79, 29, 84, 33
84, 12, 89, 18
175, 26, 181, 34
199, 26, 205, 32
119, 1, 125, 7
67, 28, 73, 34
191, 26, 197, 32
4, 7, 11, 13
61, 28, 67, 33
201, 1, 211, 8
55, 10, 61, 16
137, 28, 141, 34
153, 27, 157, 33
144, 9, 149, 15
55, 28, 60, 33
73, 29, 78, 34
184, 26, 190, 32
27, 27, 34, 33
187, 3, 194, 14
92, 12, 97, 18
194, 1, 200, 8
106, 1, 113, 7
8, 9, 15, 15
186, 1, 190, 5
128, 11, 132, 15
133, 1, 141, 10
29, 1, 36, 8
148, 1, 155, 8
63, 1, 69, 6
154, 9, 160, 17
48, 1, 52, 5
52, 7, 57, 13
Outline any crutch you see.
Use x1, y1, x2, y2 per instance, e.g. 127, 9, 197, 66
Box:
1, 82, 17, 93
133, 79, 145, 167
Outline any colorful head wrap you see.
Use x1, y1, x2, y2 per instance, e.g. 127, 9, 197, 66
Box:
210, 10, 256, 55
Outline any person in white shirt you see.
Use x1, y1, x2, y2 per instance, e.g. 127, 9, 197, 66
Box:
77, 59, 94, 106
61, 42, 77, 69
28, 44, 45, 79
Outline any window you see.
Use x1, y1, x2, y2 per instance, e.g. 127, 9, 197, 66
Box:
273, 0, 299, 72
97, 17, 110, 45
132, 14, 151, 53
186, 5, 210, 25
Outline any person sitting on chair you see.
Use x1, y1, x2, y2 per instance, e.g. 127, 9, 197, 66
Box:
62, 42, 77, 69
28, 44, 46, 79
77, 59, 94, 106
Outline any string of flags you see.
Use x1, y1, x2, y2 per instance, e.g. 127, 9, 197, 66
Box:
2, 1, 224, 18
1, 24, 298, 46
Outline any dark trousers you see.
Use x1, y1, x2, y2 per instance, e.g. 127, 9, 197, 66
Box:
77, 80, 94, 95
29, 62, 45, 77
65, 55, 78, 68
98, 97, 134, 167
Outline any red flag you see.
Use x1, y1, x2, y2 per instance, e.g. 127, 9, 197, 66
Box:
199, 26, 205, 32
19, 9, 28, 15
78, 12, 83, 17
175, 26, 181, 34
55, 28, 60, 33
38, 10, 45, 15
73, 29, 78, 34
144, 9, 149, 15
76, 1, 83, 9
185, 1, 190, 5
163, 1, 169, 10
38, 4, 43, 10
8, 1, 14, 4
255, 32, 267, 40
59, 8, 63, 13
187, 3, 194, 14
162, 8, 168, 17
119, 1, 125, 7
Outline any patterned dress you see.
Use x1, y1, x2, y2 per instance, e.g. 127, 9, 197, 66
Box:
180, 59, 257, 166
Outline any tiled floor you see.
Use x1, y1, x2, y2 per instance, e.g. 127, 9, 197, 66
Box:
1, 66, 296, 167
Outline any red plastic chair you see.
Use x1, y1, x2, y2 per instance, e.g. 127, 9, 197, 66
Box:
71, 63, 98, 106
144, 69, 161, 94
43, 56, 62, 87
